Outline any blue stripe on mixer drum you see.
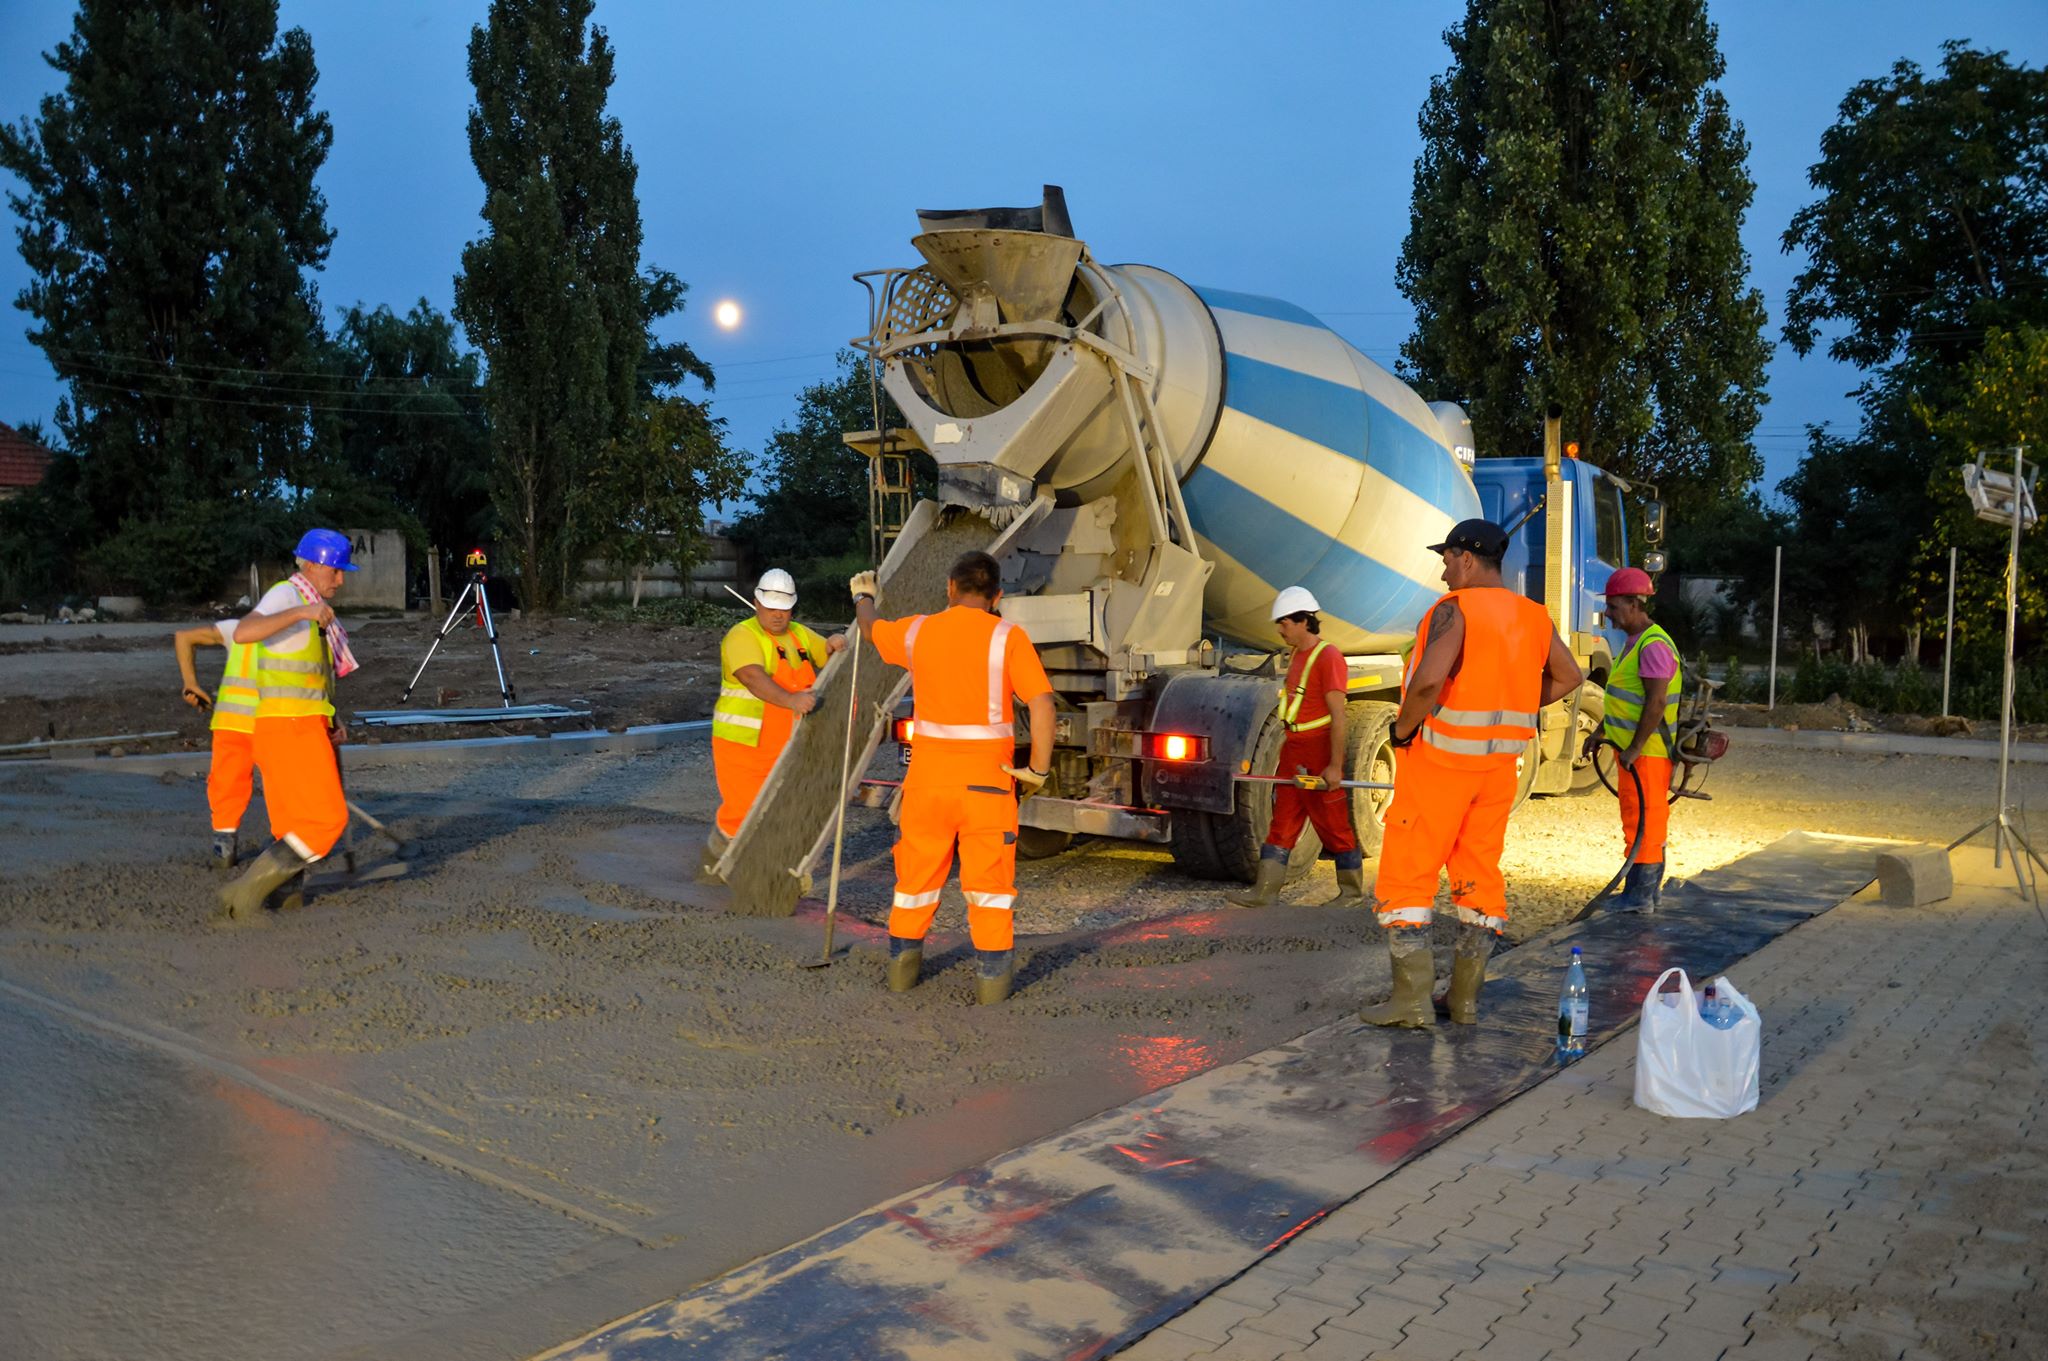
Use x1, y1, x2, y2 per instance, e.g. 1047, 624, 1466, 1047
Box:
1183, 467, 1443, 632
1222, 353, 1461, 511
1190, 285, 1327, 330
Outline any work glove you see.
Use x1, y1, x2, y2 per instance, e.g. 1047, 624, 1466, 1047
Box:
1003, 764, 1050, 794
848, 570, 879, 605
181, 685, 213, 710
1389, 722, 1418, 749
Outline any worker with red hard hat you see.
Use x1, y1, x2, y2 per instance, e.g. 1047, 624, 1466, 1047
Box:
1599, 566, 1682, 911
217, 528, 360, 922
1227, 585, 1365, 909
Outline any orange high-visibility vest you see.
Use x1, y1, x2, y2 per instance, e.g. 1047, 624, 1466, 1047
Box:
1404, 587, 1552, 770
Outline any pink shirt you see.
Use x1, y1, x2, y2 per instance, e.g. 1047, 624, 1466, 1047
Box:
1633, 635, 1678, 682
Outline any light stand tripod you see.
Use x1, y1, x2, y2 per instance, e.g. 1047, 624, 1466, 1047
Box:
1949, 445, 2046, 905
399, 553, 517, 707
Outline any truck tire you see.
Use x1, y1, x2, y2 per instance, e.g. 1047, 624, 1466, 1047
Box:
1170, 707, 1322, 883
1342, 700, 1399, 858
1512, 735, 1541, 812
1570, 687, 1606, 791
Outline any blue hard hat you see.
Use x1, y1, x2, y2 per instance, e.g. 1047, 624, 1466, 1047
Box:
294, 528, 359, 571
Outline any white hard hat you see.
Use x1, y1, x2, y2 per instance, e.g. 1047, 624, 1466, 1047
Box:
1271, 586, 1321, 620
753, 568, 798, 609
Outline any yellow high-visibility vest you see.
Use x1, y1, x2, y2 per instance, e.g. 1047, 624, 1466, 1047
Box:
712, 617, 827, 746
210, 638, 260, 734
1603, 623, 1683, 759
251, 583, 334, 721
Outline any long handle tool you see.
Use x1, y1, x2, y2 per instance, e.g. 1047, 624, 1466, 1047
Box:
802, 623, 862, 969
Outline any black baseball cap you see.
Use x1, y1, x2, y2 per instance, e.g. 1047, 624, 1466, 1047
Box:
1426, 518, 1510, 558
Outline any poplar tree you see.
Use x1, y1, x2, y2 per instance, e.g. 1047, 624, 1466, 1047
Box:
455, 0, 721, 608
0, 0, 333, 542
1397, 0, 1769, 510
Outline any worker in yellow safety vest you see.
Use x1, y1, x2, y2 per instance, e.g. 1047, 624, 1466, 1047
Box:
705, 569, 846, 873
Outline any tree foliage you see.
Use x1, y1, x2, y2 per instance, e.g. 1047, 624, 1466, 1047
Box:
322, 300, 492, 557
0, 0, 334, 586
729, 352, 928, 602
1398, 0, 1769, 511
1775, 45, 2048, 660
454, 0, 730, 609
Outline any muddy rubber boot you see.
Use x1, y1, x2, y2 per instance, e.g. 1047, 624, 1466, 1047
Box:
885, 935, 923, 993
1318, 864, 1368, 909
1617, 862, 1663, 913
271, 867, 309, 914
1359, 943, 1437, 1028
1226, 854, 1286, 908
974, 948, 1015, 1006
1445, 955, 1489, 1024
217, 841, 308, 924
210, 832, 239, 872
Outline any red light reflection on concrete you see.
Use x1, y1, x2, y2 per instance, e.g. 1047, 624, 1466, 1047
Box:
1115, 1033, 1213, 1092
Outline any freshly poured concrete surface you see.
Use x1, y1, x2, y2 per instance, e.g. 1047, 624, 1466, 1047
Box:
0, 993, 609, 1361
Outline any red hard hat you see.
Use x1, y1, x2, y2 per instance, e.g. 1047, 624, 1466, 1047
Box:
1604, 567, 1655, 597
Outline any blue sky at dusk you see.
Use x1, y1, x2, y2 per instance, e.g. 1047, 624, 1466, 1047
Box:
2, 1, 2043, 512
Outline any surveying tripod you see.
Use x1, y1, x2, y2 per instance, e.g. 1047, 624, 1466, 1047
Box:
399, 548, 517, 707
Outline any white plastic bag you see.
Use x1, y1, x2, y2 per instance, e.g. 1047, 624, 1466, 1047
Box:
1633, 968, 1760, 1118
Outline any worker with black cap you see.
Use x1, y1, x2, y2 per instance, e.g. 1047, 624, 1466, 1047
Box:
1360, 518, 1584, 1029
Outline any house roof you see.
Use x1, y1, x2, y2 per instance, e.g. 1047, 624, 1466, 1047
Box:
0, 423, 52, 490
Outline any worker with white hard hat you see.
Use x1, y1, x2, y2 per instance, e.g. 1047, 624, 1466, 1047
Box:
705, 569, 846, 873
1227, 585, 1365, 909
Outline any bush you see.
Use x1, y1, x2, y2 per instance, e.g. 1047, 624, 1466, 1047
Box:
1789, 656, 1848, 705
1716, 654, 1752, 704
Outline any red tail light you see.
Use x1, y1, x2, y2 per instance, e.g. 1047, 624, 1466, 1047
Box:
1150, 733, 1206, 761
893, 718, 914, 743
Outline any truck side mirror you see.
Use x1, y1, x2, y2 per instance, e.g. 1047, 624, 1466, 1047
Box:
1642, 499, 1666, 544
1642, 550, 1668, 576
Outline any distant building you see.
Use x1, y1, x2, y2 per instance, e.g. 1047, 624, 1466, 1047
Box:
0, 423, 53, 502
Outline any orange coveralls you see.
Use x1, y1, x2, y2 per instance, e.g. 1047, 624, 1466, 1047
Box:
1373, 587, 1553, 935
869, 605, 1053, 953
208, 732, 256, 834
711, 626, 824, 838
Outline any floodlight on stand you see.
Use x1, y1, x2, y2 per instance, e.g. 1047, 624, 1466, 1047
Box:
1948, 444, 2046, 906
1962, 449, 2038, 528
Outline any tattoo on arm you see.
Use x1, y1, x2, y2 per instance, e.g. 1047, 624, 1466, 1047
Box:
1427, 599, 1460, 643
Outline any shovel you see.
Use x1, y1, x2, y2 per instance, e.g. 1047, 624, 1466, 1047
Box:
802, 622, 862, 969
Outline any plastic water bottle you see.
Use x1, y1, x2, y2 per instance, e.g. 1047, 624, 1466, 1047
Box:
1556, 947, 1589, 1059
1701, 976, 1741, 1030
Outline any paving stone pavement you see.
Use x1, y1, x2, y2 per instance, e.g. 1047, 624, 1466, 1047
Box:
1112, 852, 2046, 1361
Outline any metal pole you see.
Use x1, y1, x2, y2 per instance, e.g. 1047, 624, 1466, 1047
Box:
1995, 446, 2025, 868
1768, 545, 1782, 710
1942, 544, 1957, 717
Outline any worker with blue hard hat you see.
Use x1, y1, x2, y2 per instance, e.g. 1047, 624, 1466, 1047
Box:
217, 528, 361, 922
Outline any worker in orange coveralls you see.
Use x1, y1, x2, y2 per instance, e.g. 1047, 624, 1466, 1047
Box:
704, 568, 846, 875
216, 529, 358, 923
1361, 518, 1583, 1029
1226, 585, 1366, 909
174, 616, 262, 870
852, 550, 1055, 1005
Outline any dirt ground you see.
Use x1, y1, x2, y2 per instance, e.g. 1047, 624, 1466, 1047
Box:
0, 611, 740, 751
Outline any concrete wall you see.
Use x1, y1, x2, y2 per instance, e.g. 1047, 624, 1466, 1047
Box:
574, 533, 741, 603
343, 529, 406, 609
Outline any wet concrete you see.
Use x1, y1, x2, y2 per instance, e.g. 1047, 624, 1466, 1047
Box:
0, 991, 609, 1361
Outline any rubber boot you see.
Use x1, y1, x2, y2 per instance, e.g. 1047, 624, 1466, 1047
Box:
885, 935, 924, 993
1444, 922, 1496, 1024
210, 831, 239, 872
1319, 864, 1368, 909
1226, 853, 1286, 908
217, 841, 308, 924
1359, 941, 1437, 1028
974, 948, 1015, 1006
1616, 861, 1663, 913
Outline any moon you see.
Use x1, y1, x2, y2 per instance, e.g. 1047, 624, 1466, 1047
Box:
714, 300, 742, 330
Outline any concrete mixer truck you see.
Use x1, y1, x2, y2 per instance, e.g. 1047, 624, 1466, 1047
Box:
789, 187, 1668, 892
